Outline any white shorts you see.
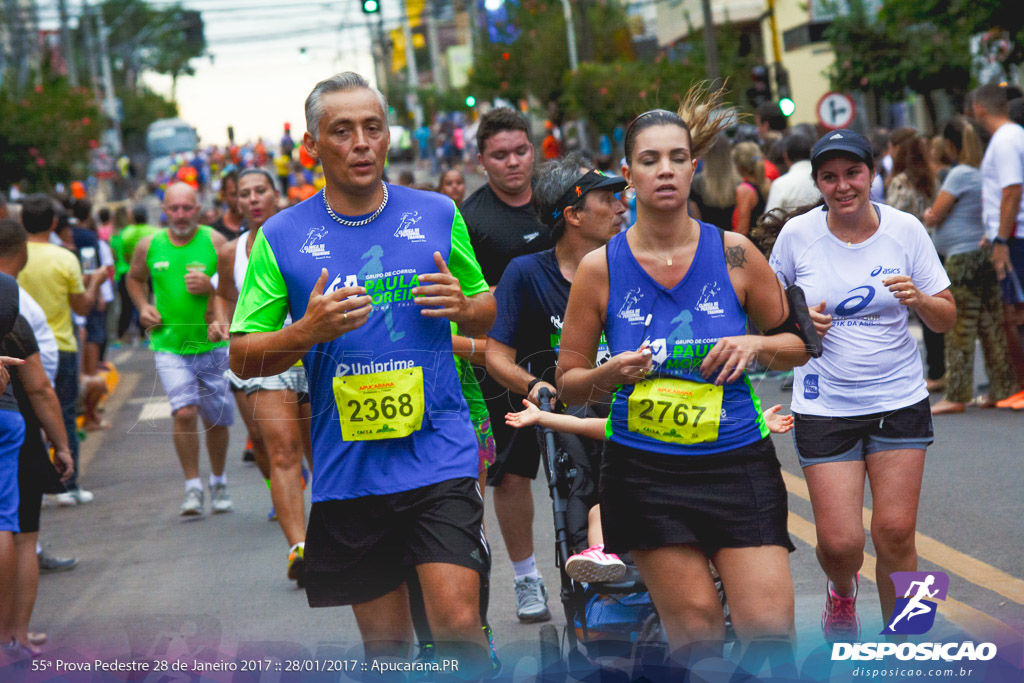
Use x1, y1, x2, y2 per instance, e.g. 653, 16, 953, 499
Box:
244, 365, 309, 401
154, 347, 234, 427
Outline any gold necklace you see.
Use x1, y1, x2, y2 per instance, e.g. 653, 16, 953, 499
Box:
634, 222, 695, 267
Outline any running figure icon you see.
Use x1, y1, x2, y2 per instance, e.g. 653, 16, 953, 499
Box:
889, 574, 939, 631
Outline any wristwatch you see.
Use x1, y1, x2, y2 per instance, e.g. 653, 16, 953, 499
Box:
992, 236, 1009, 246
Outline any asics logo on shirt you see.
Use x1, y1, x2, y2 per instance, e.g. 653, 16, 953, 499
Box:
871, 265, 901, 276
835, 285, 876, 316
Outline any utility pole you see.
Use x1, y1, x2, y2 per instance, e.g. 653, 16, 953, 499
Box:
57, 0, 78, 86
466, 0, 478, 58
94, 2, 124, 154
81, 3, 103, 106
558, 0, 587, 149
400, 0, 423, 128
700, 0, 721, 88
425, 0, 446, 90
2, 0, 32, 90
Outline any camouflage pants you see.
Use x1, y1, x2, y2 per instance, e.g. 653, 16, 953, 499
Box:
944, 249, 1016, 403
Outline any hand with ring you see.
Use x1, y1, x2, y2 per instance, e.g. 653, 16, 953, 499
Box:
302, 268, 373, 344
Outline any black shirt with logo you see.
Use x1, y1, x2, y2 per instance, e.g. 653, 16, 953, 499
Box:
460, 184, 552, 286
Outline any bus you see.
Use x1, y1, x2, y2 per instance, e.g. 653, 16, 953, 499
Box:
145, 118, 199, 182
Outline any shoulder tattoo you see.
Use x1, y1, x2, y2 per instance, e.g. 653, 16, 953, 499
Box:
725, 245, 748, 270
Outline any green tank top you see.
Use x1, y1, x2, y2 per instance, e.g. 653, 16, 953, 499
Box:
146, 226, 225, 355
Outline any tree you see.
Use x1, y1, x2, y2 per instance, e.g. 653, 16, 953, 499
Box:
0, 61, 102, 191
827, 0, 1024, 126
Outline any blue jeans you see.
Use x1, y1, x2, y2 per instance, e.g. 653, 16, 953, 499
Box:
55, 350, 80, 491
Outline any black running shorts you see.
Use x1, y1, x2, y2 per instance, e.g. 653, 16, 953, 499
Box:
599, 437, 796, 556
793, 397, 933, 468
304, 477, 489, 607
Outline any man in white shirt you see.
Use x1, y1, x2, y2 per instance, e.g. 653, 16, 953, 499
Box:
765, 134, 820, 213
972, 83, 1024, 279
972, 82, 1024, 402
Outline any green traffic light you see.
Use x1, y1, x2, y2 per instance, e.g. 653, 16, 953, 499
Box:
779, 97, 796, 117
362, 0, 379, 12
465, 95, 477, 107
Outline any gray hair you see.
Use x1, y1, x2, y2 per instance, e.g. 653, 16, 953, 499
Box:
304, 72, 389, 141
533, 152, 591, 241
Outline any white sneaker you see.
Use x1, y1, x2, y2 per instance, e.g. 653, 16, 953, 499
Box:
180, 488, 204, 516
513, 576, 551, 623
210, 483, 233, 513
565, 545, 627, 583
55, 489, 95, 506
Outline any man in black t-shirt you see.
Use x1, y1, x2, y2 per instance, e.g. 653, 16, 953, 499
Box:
461, 108, 554, 623
487, 156, 625, 403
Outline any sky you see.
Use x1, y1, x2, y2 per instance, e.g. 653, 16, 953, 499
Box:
38, 0, 392, 146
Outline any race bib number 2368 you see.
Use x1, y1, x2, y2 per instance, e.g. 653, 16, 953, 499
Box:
332, 367, 424, 441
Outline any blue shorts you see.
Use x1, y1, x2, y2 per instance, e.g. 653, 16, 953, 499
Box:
84, 309, 107, 345
793, 397, 933, 468
0, 410, 25, 532
154, 347, 234, 427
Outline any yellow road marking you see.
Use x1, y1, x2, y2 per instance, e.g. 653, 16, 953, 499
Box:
781, 469, 1024, 608
787, 511, 1024, 642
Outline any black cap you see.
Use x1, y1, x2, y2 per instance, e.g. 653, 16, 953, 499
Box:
810, 129, 873, 175
540, 169, 628, 227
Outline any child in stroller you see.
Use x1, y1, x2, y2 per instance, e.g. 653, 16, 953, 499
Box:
507, 400, 793, 584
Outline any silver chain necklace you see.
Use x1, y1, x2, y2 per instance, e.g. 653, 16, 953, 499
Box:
321, 182, 388, 227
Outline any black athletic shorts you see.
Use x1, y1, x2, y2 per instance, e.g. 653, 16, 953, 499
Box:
17, 421, 63, 535
480, 372, 542, 484
793, 397, 933, 468
304, 477, 489, 607
599, 437, 796, 557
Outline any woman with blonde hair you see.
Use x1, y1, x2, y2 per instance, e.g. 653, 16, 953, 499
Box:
557, 84, 811, 662
688, 132, 740, 230
732, 141, 770, 234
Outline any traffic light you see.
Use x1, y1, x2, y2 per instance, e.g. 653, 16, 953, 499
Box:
465, 95, 477, 107
361, 0, 380, 13
775, 65, 795, 117
747, 65, 771, 107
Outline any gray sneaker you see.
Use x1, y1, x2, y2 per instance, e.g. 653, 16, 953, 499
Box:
38, 549, 78, 573
180, 487, 204, 516
210, 483, 233, 513
514, 576, 551, 623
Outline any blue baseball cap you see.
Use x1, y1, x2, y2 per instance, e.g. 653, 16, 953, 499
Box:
811, 129, 874, 175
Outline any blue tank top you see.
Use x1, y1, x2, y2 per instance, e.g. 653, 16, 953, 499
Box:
604, 223, 768, 455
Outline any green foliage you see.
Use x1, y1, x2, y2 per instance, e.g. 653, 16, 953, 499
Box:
826, 0, 1023, 100
0, 65, 103, 191
466, 0, 635, 106
561, 23, 754, 134
75, 0, 205, 91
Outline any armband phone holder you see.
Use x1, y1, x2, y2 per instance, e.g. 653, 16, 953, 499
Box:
779, 275, 823, 358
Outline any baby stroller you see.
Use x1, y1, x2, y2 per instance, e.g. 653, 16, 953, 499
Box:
533, 389, 733, 683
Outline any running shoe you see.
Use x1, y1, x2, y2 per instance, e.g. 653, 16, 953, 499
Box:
287, 543, 305, 587
55, 489, 95, 506
822, 574, 860, 642
38, 549, 78, 573
210, 483, 233, 513
180, 487, 204, 516
513, 576, 551, 623
564, 545, 627, 583
995, 389, 1024, 408
301, 464, 311, 490
242, 439, 255, 463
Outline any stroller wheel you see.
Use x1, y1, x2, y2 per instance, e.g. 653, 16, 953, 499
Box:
539, 624, 565, 682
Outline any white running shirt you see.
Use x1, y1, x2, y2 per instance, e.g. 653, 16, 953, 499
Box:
769, 203, 950, 416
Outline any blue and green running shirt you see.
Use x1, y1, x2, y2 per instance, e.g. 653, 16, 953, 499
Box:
231, 186, 489, 502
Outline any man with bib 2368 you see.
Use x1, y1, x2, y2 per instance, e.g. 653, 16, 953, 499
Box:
229, 72, 497, 676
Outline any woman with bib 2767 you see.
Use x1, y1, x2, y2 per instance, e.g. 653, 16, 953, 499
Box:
557, 88, 813, 661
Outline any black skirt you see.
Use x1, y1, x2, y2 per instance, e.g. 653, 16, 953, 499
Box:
599, 437, 796, 556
